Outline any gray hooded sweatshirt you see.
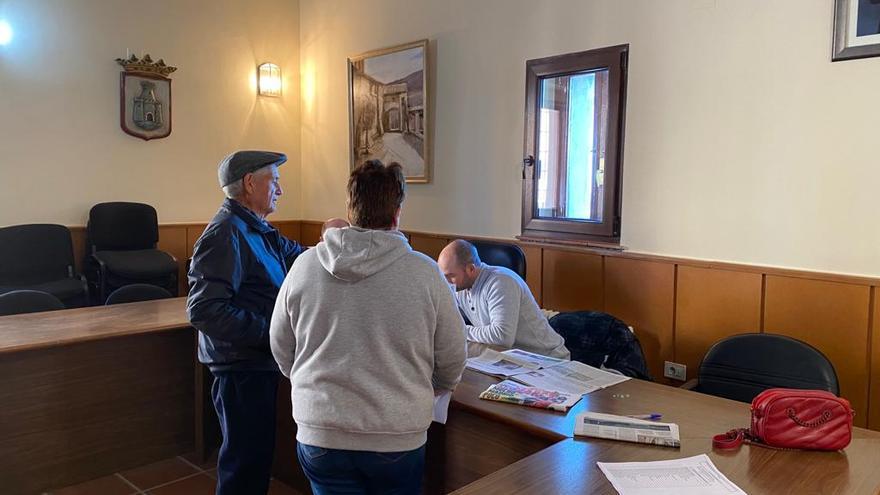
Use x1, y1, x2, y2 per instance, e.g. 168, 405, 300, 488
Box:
269, 227, 466, 452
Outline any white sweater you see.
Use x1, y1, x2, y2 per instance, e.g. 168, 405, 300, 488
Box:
456, 264, 569, 359
269, 227, 466, 452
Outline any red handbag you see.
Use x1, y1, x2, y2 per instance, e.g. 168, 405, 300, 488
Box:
713, 388, 854, 451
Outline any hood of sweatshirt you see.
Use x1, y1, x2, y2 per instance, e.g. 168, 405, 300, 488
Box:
315, 227, 411, 282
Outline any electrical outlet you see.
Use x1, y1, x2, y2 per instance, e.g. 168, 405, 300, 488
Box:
664, 361, 687, 381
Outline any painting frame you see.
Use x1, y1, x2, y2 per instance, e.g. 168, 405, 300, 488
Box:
348, 39, 431, 183
832, 0, 880, 61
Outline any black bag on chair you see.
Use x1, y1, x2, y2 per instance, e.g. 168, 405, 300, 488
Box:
549, 311, 652, 380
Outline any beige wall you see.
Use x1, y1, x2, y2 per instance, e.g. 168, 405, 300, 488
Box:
299, 0, 880, 277
0, 0, 301, 226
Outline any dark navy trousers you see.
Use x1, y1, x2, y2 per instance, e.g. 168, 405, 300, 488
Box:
211, 370, 279, 495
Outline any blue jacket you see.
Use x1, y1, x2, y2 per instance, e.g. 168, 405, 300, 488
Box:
187, 198, 305, 372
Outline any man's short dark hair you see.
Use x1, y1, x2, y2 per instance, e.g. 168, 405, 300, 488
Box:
449, 239, 481, 267
347, 160, 406, 229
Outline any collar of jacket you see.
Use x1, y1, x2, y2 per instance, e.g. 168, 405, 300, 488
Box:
223, 198, 274, 234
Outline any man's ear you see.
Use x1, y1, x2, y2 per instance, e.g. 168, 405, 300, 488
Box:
242, 173, 255, 194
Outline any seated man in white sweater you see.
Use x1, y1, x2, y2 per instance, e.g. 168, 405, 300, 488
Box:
269, 161, 466, 494
438, 240, 570, 359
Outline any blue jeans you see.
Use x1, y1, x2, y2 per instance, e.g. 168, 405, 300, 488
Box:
296, 441, 425, 495
212, 370, 279, 495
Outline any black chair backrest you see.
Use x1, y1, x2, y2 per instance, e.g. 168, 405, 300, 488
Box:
0, 224, 75, 284
471, 240, 527, 279
105, 283, 173, 305
698, 333, 839, 403
87, 202, 159, 251
0, 290, 65, 316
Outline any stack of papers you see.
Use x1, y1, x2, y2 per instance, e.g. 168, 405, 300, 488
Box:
465, 348, 564, 377
465, 348, 630, 395
575, 412, 680, 448
597, 454, 747, 495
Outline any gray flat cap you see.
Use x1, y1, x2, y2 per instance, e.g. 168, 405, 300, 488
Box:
217, 150, 287, 187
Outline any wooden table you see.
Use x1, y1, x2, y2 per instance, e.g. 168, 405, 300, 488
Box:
449, 370, 880, 494
3, 300, 879, 494
0, 298, 195, 495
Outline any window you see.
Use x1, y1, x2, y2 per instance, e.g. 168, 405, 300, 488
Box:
521, 45, 628, 244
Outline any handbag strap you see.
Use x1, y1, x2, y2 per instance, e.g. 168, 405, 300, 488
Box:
712, 428, 747, 450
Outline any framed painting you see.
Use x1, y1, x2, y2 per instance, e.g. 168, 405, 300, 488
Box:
348, 39, 430, 183
833, 0, 880, 61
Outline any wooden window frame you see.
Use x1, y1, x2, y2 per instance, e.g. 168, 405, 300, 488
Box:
521, 44, 629, 244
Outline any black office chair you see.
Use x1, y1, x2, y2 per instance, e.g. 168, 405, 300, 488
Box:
0, 290, 65, 316
470, 240, 527, 279
84, 202, 178, 304
105, 283, 173, 305
690, 333, 839, 403
0, 224, 89, 308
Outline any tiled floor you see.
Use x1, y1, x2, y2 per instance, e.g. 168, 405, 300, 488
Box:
44, 453, 304, 495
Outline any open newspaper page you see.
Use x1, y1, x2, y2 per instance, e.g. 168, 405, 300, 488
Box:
478, 379, 582, 412
575, 412, 680, 448
500, 348, 568, 369
465, 349, 543, 377
512, 360, 630, 395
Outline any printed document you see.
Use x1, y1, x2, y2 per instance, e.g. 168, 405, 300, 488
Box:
575, 412, 680, 448
512, 360, 630, 395
597, 454, 747, 495
500, 348, 568, 369
432, 390, 453, 424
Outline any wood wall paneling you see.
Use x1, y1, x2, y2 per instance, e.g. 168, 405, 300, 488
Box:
157, 225, 188, 295
520, 245, 543, 306
69, 227, 87, 274
410, 234, 451, 261
764, 275, 871, 427
541, 249, 603, 312
185, 224, 208, 258
604, 257, 675, 382
300, 221, 323, 247
274, 220, 302, 245
870, 287, 879, 430
674, 266, 763, 380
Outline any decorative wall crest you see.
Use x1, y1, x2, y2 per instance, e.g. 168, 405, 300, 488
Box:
115, 54, 177, 140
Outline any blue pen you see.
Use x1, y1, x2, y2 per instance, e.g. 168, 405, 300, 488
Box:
626, 413, 662, 420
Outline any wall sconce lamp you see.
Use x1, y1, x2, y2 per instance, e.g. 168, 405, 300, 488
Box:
0, 20, 13, 46
258, 62, 281, 97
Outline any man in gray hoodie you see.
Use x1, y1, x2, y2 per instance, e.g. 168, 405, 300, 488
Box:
269, 160, 466, 494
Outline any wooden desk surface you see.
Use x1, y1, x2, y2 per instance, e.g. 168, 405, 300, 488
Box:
0, 297, 189, 354
451, 369, 880, 494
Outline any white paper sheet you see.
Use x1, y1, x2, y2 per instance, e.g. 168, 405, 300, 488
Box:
465, 349, 541, 377
597, 454, 747, 495
512, 360, 630, 395
501, 348, 568, 369
432, 390, 453, 424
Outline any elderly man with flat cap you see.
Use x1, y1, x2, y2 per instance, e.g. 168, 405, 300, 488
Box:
188, 150, 305, 495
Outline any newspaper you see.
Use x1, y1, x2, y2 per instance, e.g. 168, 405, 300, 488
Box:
479, 379, 582, 412
465, 349, 544, 377
597, 454, 747, 495
575, 412, 680, 448
512, 360, 630, 395
500, 348, 568, 369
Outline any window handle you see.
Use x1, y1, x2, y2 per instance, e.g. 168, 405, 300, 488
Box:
522, 155, 535, 179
